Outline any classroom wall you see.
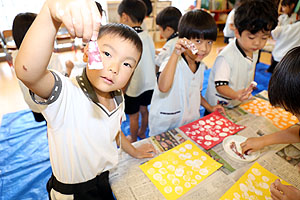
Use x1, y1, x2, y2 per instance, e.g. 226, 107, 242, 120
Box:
0, 0, 45, 31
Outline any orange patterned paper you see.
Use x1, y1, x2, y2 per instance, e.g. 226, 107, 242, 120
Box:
240, 98, 298, 130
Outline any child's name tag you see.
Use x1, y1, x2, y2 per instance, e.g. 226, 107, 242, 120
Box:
88, 40, 103, 69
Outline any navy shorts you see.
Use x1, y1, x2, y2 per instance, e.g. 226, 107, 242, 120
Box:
125, 90, 153, 114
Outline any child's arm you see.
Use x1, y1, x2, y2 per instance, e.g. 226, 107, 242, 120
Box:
213, 56, 253, 102
241, 126, 300, 154
158, 38, 194, 93
116, 131, 156, 159
200, 95, 225, 114
216, 85, 252, 101
15, 0, 101, 99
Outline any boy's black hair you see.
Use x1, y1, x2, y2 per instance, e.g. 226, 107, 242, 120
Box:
118, 0, 147, 24
234, 0, 248, 8
156, 6, 182, 32
98, 23, 143, 60
141, 0, 152, 17
269, 46, 300, 115
95, 1, 104, 16
12, 12, 37, 49
281, 0, 298, 6
178, 9, 217, 41
234, 0, 278, 35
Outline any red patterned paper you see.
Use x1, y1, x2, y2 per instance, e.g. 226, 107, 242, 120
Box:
88, 40, 103, 69
179, 111, 245, 150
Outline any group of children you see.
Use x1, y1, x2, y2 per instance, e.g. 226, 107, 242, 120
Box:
13, 0, 300, 199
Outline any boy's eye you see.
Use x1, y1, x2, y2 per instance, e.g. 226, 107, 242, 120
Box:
104, 51, 111, 57
262, 37, 268, 40
196, 40, 201, 44
208, 41, 213, 45
123, 62, 132, 68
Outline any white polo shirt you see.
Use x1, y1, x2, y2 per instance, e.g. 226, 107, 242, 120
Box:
155, 35, 178, 67
272, 21, 300, 62
31, 69, 124, 184
125, 30, 156, 97
278, 13, 297, 26
205, 39, 258, 108
223, 9, 235, 38
149, 55, 204, 136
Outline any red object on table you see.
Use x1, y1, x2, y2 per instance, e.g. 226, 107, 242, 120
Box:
179, 111, 245, 150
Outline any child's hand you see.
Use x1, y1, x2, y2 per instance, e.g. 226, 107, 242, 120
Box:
134, 143, 157, 159
240, 137, 265, 154
270, 179, 300, 200
47, 0, 101, 42
236, 81, 256, 101
236, 88, 253, 101
211, 105, 226, 115
174, 38, 197, 55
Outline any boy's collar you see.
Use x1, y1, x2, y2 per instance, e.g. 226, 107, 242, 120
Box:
132, 26, 143, 33
76, 68, 123, 106
167, 32, 178, 41
235, 39, 253, 62
235, 39, 247, 58
181, 53, 200, 70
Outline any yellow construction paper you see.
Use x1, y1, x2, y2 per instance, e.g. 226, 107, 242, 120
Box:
240, 98, 298, 130
220, 162, 290, 200
140, 140, 222, 200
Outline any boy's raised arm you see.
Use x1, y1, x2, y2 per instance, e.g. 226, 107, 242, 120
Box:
15, 0, 101, 99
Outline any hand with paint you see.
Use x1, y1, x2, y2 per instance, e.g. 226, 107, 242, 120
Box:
47, 0, 101, 42
174, 38, 198, 55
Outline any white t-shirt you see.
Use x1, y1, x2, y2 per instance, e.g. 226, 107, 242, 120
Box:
223, 9, 235, 38
155, 36, 178, 67
205, 39, 258, 108
32, 69, 125, 184
278, 13, 297, 26
149, 56, 205, 136
272, 21, 300, 62
125, 31, 156, 97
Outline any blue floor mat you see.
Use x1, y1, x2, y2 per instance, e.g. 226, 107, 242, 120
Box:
253, 62, 272, 96
0, 109, 51, 200
0, 62, 271, 199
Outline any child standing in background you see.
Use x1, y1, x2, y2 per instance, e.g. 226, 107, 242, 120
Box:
223, 0, 246, 44
241, 47, 300, 199
278, 0, 298, 26
205, 0, 278, 109
118, 0, 156, 142
149, 9, 225, 136
267, 8, 300, 73
15, 0, 156, 199
155, 6, 182, 71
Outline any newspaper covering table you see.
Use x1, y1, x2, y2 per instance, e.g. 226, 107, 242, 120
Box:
110, 95, 300, 200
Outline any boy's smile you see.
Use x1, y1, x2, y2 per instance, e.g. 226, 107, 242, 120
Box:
86, 34, 141, 97
185, 38, 213, 62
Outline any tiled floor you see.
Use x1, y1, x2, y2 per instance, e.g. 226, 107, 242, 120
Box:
0, 36, 271, 125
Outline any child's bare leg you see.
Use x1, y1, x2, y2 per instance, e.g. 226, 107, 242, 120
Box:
137, 105, 148, 139
128, 112, 139, 142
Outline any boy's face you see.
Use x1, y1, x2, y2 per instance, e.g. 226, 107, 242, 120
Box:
158, 25, 174, 39
282, 5, 294, 15
185, 38, 213, 62
235, 30, 270, 54
86, 34, 140, 94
